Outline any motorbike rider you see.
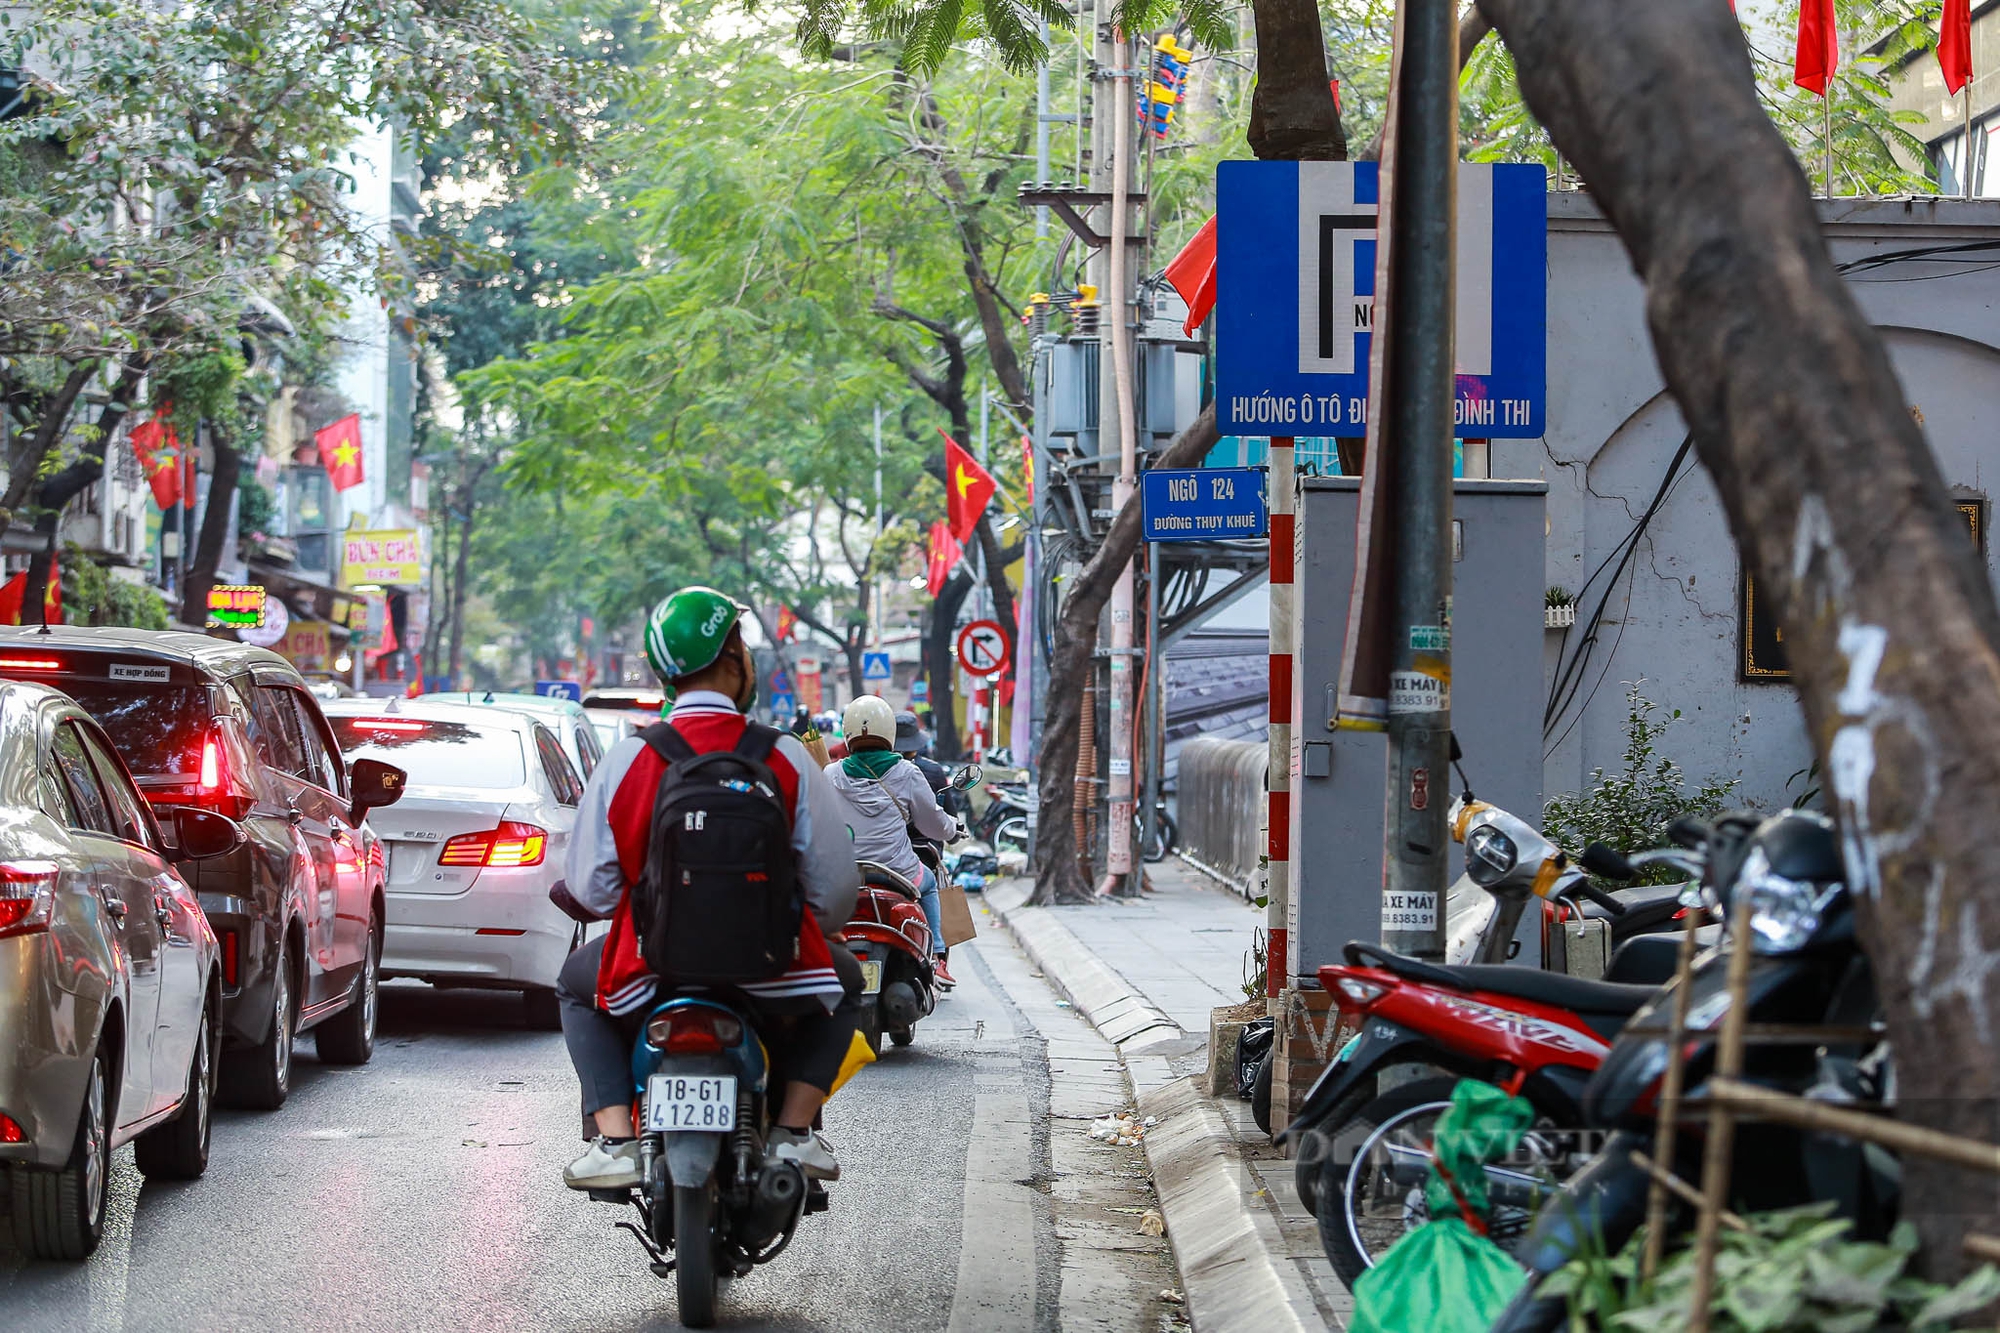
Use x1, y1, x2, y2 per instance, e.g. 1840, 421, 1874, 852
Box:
894, 710, 962, 820
824, 696, 961, 987
555, 587, 863, 1193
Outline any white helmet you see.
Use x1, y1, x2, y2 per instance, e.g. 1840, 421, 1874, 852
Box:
842, 695, 896, 743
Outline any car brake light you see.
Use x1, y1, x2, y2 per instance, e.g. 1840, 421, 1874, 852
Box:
221, 929, 239, 987
349, 718, 428, 733
438, 821, 547, 868
645, 1009, 745, 1054
0, 1112, 22, 1143
199, 734, 222, 791
0, 860, 61, 938
0, 657, 62, 671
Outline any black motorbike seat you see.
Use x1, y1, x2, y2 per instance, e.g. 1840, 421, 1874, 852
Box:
1344, 941, 1656, 1017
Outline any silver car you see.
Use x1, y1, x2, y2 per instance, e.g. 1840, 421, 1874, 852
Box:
418, 691, 605, 782
320, 699, 584, 1029
0, 681, 241, 1259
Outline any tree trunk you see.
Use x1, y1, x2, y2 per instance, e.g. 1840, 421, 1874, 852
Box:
1480, 0, 2000, 1265
0, 361, 99, 541
180, 421, 240, 626
926, 569, 972, 757
1030, 404, 1218, 904
25, 364, 147, 615
1246, 0, 1345, 161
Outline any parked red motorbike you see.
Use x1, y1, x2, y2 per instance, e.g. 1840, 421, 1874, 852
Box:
1277, 798, 1708, 1286
842, 860, 936, 1055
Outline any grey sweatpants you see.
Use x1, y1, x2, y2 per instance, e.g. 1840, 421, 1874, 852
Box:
557, 936, 864, 1134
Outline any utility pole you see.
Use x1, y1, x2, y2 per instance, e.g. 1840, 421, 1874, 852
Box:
1379, 0, 1459, 959
1035, 19, 1052, 238
872, 404, 884, 651
1093, 11, 1139, 895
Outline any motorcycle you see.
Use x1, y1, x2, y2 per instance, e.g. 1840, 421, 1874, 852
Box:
602, 996, 829, 1328
1488, 809, 1890, 1332
846, 858, 937, 1054
1278, 793, 1706, 1284
972, 778, 1031, 851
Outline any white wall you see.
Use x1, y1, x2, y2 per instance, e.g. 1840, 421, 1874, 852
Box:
333, 121, 394, 529
1531, 194, 2000, 810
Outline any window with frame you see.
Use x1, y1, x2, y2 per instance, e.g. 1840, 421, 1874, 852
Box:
76, 724, 158, 850
281, 688, 345, 795
50, 722, 116, 836
534, 726, 582, 806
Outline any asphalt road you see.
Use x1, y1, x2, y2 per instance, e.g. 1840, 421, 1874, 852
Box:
0, 936, 1079, 1333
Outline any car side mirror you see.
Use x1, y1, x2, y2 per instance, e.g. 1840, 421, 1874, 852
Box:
348, 758, 407, 825
170, 807, 246, 862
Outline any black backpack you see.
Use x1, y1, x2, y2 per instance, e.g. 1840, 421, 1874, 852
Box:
630, 721, 802, 984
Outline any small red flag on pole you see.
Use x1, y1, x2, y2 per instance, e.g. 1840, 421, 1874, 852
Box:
1163, 215, 1218, 337
316, 414, 366, 492
1794, 0, 1839, 95
942, 433, 997, 544
1940, 0, 1973, 96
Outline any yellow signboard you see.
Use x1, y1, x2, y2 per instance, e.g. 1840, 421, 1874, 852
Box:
341, 530, 422, 586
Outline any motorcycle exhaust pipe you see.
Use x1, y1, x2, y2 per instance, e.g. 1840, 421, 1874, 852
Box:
739, 1161, 806, 1246
883, 980, 924, 1028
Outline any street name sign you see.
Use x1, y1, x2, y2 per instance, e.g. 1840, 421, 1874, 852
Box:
956, 620, 1010, 677
1142, 467, 1267, 542
862, 651, 892, 682
1214, 160, 1546, 437
535, 680, 583, 702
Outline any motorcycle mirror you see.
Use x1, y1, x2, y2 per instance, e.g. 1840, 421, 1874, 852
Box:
1666, 817, 1710, 849
952, 763, 983, 791
1579, 842, 1638, 882
1449, 732, 1463, 763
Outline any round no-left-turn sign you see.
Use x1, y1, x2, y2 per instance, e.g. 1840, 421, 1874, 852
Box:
956, 619, 1011, 677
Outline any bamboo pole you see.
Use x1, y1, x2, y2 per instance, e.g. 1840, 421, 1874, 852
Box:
1704, 1077, 2000, 1176
1641, 905, 1703, 1280
1687, 894, 1755, 1332
1630, 1151, 1749, 1234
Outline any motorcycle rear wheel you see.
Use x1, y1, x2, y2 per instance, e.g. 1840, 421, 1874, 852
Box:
674, 1183, 718, 1328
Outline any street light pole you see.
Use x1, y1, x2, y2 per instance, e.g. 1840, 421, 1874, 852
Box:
1380, 0, 1458, 960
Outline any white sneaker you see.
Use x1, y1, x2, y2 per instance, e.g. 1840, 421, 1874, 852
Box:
564, 1137, 641, 1190
767, 1127, 840, 1181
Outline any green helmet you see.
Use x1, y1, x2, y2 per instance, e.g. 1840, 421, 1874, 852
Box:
643, 586, 748, 687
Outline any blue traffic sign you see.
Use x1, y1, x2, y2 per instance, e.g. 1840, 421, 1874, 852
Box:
1142, 468, 1268, 543
910, 679, 930, 704
534, 679, 582, 702
770, 692, 797, 718
862, 651, 892, 682
1215, 161, 1546, 438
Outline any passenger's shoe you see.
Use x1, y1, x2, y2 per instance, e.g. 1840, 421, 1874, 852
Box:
564, 1137, 642, 1191
767, 1127, 840, 1181
933, 956, 955, 990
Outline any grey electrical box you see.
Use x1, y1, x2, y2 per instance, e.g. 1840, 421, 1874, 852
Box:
1285, 477, 1549, 983
1043, 338, 1099, 438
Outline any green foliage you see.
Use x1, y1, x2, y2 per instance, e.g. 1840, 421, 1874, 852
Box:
1542, 682, 1738, 881
1543, 1202, 2000, 1332
60, 547, 170, 630
237, 473, 277, 539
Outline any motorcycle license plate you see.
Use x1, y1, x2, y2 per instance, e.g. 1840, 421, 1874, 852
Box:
644, 1075, 737, 1132
860, 961, 883, 995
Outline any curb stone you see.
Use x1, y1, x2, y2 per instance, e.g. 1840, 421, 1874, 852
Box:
982, 879, 1327, 1332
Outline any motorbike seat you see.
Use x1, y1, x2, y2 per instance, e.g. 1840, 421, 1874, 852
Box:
1342, 941, 1655, 1016
1572, 881, 1687, 923
857, 859, 920, 901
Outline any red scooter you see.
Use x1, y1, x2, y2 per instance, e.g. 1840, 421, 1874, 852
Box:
842, 860, 936, 1055
1277, 798, 1708, 1285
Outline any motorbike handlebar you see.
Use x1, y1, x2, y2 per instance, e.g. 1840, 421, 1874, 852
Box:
1571, 881, 1629, 916
1579, 842, 1638, 881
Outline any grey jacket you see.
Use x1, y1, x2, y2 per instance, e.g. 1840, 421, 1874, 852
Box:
822, 756, 956, 887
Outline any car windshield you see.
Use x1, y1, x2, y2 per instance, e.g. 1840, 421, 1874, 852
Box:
60, 682, 211, 778
328, 717, 527, 789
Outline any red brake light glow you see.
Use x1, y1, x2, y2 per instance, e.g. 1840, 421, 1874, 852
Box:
349, 718, 428, 733
645, 1009, 745, 1054
0, 1112, 23, 1143
221, 929, 239, 987
198, 734, 222, 790
0, 658, 62, 671
0, 860, 62, 938
438, 821, 547, 869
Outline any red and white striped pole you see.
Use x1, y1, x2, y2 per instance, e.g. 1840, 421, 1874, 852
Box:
1266, 437, 1294, 1003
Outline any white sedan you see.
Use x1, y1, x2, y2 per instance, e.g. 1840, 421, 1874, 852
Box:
320, 699, 585, 1028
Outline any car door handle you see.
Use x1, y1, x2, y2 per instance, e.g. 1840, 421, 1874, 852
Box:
286, 802, 304, 826
154, 904, 173, 932
102, 896, 127, 923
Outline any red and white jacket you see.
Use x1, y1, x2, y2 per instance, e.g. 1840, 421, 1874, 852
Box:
566, 691, 861, 1016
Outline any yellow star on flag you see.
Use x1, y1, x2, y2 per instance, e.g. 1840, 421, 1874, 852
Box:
332, 442, 360, 468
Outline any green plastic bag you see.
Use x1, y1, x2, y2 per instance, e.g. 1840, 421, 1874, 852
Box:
1349, 1079, 1534, 1333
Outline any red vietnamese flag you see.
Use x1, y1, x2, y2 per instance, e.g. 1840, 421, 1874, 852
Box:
128, 413, 182, 509
925, 521, 962, 596
1164, 215, 1217, 337
1794, 0, 1838, 96
942, 433, 996, 543
775, 605, 798, 642
1941, 0, 1973, 95
316, 413, 366, 492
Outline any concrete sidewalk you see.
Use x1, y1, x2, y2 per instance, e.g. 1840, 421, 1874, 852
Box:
983, 862, 1348, 1331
